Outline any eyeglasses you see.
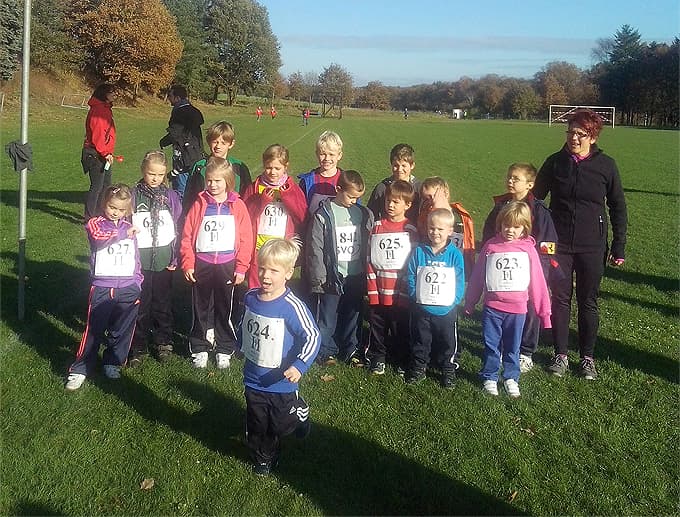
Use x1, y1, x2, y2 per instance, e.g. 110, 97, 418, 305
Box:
507, 176, 526, 183
566, 129, 590, 139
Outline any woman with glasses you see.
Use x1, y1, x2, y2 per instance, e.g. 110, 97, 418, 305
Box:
533, 108, 627, 380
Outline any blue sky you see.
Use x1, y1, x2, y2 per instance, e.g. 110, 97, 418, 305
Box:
258, 0, 679, 87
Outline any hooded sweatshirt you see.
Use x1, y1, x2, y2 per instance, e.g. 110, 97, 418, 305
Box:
464, 235, 551, 328
83, 96, 115, 159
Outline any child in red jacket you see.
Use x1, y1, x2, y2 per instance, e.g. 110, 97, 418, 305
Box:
242, 144, 307, 288
180, 157, 253, 369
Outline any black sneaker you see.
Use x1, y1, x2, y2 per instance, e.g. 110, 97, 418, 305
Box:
253, 462, 271, 476
579, 356, 598, 380
370, 361, 386, 375
347, 349, 366, 368
547, 354, 569, 377
441, 370, 456, 389
156, 344, 173, 362
405, 369, 426, 384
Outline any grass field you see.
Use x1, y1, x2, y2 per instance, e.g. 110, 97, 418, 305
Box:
1, 102, 678, 515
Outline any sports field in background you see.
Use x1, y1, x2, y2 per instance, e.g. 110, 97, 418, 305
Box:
1, 103, 678, 515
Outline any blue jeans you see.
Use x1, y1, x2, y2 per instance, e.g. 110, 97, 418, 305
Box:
314, 274, 363, 360
480, 306, 525, 382
171, 172, 189, 199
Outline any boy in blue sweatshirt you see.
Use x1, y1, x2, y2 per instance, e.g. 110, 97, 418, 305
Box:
405, 208, 465, 388
239, 238, 320, 476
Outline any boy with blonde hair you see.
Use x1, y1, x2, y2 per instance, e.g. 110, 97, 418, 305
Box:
298, 131, 344, 215
405, 208, 465, 387
239, 238, 320, 476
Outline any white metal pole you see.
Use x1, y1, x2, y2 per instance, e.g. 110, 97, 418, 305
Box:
18, 0, 31, 320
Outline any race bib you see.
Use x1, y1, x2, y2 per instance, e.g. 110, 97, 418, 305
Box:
196, 214, 235, 253
485, 251, 530, 292
336, 225, 360, 262
94, 238, 136, 277
416, 265, 456, 306
450, 232, 464, 249
257, 202, 288, 239
370, 232, 411, 270
241, 308, 285, 368
132, 210, 176, 249
308, 192, 334, 214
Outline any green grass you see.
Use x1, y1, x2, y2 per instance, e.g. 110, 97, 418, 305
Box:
1, 103, 678, 515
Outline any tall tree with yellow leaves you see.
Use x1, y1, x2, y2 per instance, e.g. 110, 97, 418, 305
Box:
67, 0, 182, 99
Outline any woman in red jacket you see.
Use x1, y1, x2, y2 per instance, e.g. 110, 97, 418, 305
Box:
82, 83, 116, 220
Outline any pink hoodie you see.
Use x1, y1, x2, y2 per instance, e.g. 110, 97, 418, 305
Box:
465, 235, 551, 328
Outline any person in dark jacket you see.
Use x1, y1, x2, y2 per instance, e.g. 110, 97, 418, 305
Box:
82, 83, 116, 220
159, 85, 205, 198
533, 108, 627, 381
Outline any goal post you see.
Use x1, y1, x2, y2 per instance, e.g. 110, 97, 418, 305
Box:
548, 105, 615, 128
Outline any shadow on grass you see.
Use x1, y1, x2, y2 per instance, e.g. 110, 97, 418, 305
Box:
623, 187, 679, 197
94, 374, 523, 515
9, 500, 62, 516
603, 267, 679, 295
0, 189, 85, 225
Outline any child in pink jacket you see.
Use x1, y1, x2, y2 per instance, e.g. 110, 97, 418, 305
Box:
464, 201, 551, 398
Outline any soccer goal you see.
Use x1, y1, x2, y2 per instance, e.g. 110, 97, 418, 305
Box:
61, 94, 89, 109
548, 105, 615, 128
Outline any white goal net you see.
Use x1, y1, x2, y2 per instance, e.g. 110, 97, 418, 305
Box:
549, 105, 615, 128
61, 94, 89, 109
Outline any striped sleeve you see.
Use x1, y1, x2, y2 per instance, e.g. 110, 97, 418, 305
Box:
285, 292, 320, 373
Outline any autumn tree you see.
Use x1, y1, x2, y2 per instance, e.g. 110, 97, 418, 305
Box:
67, 0, 182, 99
355, 81, 391, 110
318, 63, 354, 107
0, 0, 22, 82
204, 0, 281, 105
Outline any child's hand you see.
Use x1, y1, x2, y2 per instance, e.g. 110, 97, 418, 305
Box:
184, 269, 196, 283
432, 187, 449, 208
233, 272, 245, 285
263, 188, 276, 199
127, 226, 140, 238
283, 366, 302, 383
279, 178, 291, 191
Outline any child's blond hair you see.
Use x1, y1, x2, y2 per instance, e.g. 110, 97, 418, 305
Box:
496, 200, 532, 236
316, 131, 343, 154
100, 183, 133, 216
140, 150, 168, 175
258, 238, 301, 272
204, 156, 235, 192
428, 207, 455, 228
421, 176, 449, 194
206, 121, 235, 145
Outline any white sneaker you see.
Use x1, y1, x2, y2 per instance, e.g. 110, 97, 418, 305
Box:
103, 364, 121, 379
65, 373, 86, 391
205, 328, 215, 346
519, 354, 534, 373
482, 380, 499, 396
504, 378, 521, 398
216, 353, 232, 369
192, 351, 209, 369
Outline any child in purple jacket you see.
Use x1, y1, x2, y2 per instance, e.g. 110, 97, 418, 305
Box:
66, 184, 143, 390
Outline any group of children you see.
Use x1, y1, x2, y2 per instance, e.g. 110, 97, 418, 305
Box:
65, 124, 559, 475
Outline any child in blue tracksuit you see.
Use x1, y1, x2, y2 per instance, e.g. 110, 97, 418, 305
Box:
405, 208, 465, 388
239, 238, 320, 476
66, 184, 143, 390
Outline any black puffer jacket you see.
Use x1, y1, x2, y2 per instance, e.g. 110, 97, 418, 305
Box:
533, 144, 627, 258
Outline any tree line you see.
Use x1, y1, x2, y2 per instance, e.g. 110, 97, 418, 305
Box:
0, 0, 677, 127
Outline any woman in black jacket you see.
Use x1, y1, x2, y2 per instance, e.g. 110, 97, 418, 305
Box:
533, 109, 627, 380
